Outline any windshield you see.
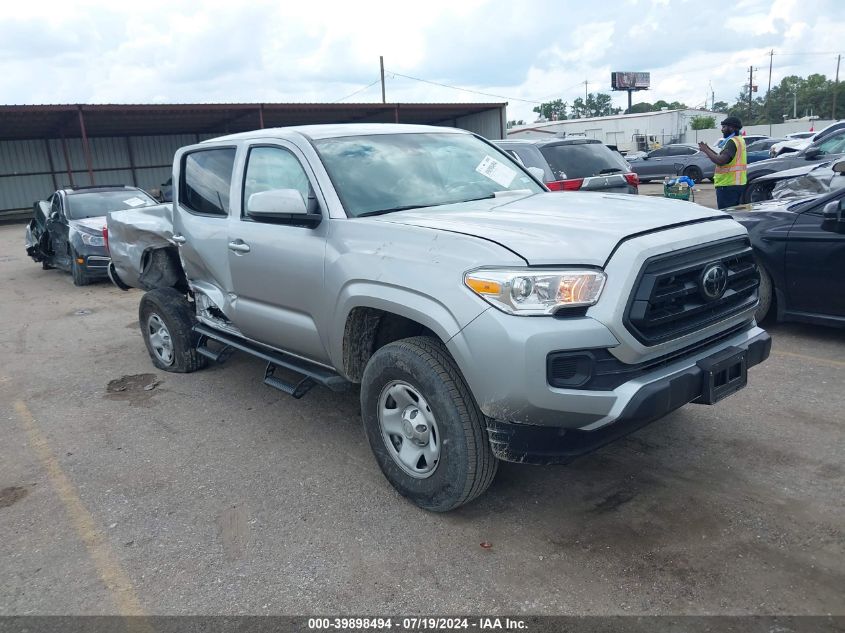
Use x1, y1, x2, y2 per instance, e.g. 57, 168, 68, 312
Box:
313, 133, 543, 217
66, 190, 157, 220
539, 142, 630, 180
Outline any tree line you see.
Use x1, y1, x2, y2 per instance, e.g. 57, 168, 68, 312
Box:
724, 73, 844, 125
507, 73, 843, 129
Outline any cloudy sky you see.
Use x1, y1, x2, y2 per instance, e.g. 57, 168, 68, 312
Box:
1, 0, 843, 123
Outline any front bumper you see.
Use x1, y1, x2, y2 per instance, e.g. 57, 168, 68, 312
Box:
485, 330, 770, 464
81, 254, 110, 277
448, 305, 770, 464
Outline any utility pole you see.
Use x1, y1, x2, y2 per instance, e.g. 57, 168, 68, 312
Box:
747, 65, 755, 121
766, 50, 774, 135
583, 80, 589, 117
833, 54, 841, 120
380, 56, 386, 103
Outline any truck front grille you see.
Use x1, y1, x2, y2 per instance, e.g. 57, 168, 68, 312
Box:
624, 238, 759, 345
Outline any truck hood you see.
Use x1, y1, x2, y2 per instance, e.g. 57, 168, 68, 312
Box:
375, 192, 727, 266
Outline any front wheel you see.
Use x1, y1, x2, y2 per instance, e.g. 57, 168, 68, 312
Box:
139, 288, 207, 373
71, 250, 90, 286
360, 336, 498, 512
755, 264, 774, 323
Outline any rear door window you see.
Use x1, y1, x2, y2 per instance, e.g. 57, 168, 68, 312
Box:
668, 146, 697, 156
180, 148, 237, 216
539, 142, 630, 179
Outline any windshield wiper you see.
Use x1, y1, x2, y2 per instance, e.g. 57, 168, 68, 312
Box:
597, 168, 624, 175
357, 205, 426, 217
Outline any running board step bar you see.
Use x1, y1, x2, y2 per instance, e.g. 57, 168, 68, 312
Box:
196, 336, 234, 363
264, 363, 314, 399
192, 324, 350, 394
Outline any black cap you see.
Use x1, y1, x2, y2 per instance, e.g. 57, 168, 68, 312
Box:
721, 116, 743, 129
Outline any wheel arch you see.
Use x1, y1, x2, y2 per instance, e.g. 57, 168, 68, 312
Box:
138, 246, 188, 292
334, 280, 478, 382
341, 306, 442, 383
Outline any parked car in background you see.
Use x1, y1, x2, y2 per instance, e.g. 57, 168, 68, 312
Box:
729, 184, 845, 327
770, 131, 817, 157
770, 123, 845, 157
495, 138, 638, 193
746, 128, 845, 188
25, 185, 159, 285
625, 144, 714, 183
743, 159, 845, 203
746, 138, 786, 163
713, 134, 767, 150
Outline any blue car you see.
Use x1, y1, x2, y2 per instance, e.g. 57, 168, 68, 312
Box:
745, 138, 786, 163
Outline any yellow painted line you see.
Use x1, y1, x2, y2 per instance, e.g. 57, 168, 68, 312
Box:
14, 400, 146, 617
772, 349, 845, 369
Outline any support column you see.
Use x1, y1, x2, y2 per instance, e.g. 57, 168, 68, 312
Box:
259, 104, 265, 129
125, 137, 138, 186
43, 139, 58, 189
394, 104, 400, 123
60, 134, 74, 187
77, 106, 95, 185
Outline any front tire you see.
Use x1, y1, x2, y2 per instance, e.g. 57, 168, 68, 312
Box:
755, 264, 774, 323
360, 336, 498, 512
139, 288, 207, 373
71, 250, 90, 286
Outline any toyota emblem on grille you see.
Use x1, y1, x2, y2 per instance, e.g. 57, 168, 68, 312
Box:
700, 262, 728, 300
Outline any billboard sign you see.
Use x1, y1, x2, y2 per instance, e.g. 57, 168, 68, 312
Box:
611, 72, 650, 90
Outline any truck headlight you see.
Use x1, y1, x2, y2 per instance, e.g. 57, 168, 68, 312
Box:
464, 268, 606, 315
80, 233, 105, 246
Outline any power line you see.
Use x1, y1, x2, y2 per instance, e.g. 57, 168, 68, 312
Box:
773, 51, 844, 56
333, 79, 381, 103
385, 69, 542, 104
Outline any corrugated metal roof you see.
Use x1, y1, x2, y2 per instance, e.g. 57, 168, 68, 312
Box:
0, 102, 506, 141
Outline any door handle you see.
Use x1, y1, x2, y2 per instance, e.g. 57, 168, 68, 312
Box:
172, 234, 187, 244
228, 240, 251, 254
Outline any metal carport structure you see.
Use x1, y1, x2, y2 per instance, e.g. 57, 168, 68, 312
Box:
0, 102, 506, 220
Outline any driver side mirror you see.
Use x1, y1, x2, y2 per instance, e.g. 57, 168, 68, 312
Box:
832, 160, 845, 174
246, 189, 321, 226
804, 147, 822, 159
822, 199, 845, 233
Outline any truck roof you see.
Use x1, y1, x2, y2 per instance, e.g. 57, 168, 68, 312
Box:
205, 123, 471, 143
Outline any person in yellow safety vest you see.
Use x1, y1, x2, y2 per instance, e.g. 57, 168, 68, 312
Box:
698, 116, 747, 209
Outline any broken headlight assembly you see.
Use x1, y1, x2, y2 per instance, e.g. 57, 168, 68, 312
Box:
80, 232, 105, 247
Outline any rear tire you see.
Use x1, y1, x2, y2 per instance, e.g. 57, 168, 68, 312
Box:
139, 288, 207, 373
360, 336, 498, 512
683, 166, 703, 183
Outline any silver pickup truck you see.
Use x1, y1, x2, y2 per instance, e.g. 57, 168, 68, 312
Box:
107, 123, 770, 511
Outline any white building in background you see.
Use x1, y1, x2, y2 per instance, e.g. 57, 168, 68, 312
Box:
507, 108, 726, 153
